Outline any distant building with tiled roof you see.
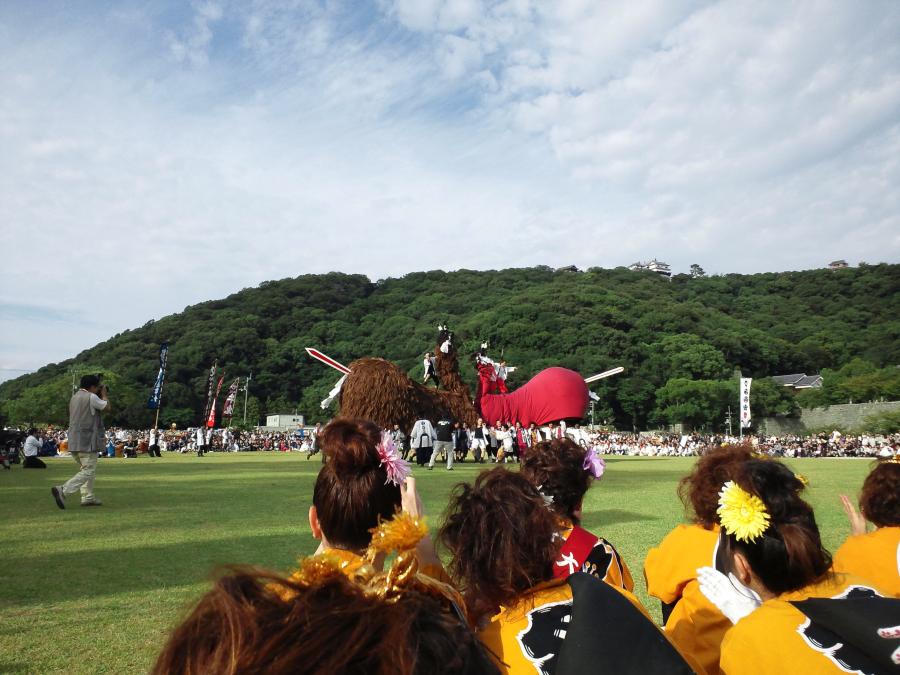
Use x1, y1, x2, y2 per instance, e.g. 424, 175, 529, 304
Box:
828, 260, 849, 270
771, 373, 823, 389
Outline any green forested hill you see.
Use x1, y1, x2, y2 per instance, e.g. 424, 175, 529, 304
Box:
2, 264, 898, 430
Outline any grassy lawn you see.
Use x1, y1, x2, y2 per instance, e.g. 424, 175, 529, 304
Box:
0, 453, 870, 674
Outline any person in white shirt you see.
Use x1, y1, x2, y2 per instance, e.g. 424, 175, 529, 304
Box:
148, 428, 161, 457
410, 418, 436, 466
23, 428, 46, 469
494, 360, 515, 394
496, 424, 514, 462
422, 353, 439, 387
196, 427, 207, 457
470, 418, 488, 463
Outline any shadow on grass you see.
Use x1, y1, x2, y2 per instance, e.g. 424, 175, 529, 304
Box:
4, 532, 311, 606
582, 509, 661, 526
0, 662, 30, 673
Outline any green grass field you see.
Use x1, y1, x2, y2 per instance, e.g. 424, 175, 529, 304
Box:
0, 453, 870, 674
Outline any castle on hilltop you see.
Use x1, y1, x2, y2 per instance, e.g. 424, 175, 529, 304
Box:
628, 259, 672, 278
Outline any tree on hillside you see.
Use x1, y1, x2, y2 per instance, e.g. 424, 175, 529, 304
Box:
654, 378, 732, 431
749, 377, 798, 418
655, 334, 729, 380
690, 264, 706, 278
797, 358, 900, 408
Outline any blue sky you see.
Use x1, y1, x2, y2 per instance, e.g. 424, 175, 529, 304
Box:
1, 0, 899, 380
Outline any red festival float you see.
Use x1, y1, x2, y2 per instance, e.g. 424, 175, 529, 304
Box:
308, 327, 622, 432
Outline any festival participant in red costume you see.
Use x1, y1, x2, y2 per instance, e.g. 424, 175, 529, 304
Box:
495, 359, 511, 394
644, 444, 755, 675
474, 342, 498, 402
700, 459, 899, 675
520, 438, 633, 591
439, 468, 696, 675
834, 456, 900, 597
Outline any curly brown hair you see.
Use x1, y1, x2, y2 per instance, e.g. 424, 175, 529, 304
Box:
520, 439, 591, 524
678, 443, 757, 527
860, 460, 900, 527
151, 567, 500, 675
438, 468, 562, 622
313, 418, 401, 551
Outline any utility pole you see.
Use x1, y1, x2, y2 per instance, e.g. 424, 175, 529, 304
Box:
243, 372, 252, 425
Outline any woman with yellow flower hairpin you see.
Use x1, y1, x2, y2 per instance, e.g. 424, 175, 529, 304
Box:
644, 443, 756, 675
833, 456, 900, 597
697, 458, 900, 675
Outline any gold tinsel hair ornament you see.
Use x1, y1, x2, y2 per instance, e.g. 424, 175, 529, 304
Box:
279, 512, 467, 620
717, 480, 771, 543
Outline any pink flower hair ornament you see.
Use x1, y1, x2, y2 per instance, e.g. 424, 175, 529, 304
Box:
377, 432, 412, 486
583, 448, 606, 480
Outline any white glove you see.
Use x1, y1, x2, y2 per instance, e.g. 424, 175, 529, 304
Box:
697, 566, 762, 624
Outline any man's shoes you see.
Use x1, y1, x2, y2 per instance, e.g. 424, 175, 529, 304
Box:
51, 486, 66, 509
81, 498, 103, 507
448, 467, 453, 471
428, 466, 434, 471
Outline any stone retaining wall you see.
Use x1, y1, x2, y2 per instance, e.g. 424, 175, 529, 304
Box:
760, 400, 900, 435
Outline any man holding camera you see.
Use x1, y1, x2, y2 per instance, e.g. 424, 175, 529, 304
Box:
52, 374, 109, 508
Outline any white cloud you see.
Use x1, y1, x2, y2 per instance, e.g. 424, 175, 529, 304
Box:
166, 0, 224, 66
384, 0, 442, 31
439, 34, 482, 78
0, 0, 898, 372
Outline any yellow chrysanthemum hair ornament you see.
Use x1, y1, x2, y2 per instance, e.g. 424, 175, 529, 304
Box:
717, 480, 771, 543
794, 473, 809, 487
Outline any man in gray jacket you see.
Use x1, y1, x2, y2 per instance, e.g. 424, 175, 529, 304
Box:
52, 374, 109, 508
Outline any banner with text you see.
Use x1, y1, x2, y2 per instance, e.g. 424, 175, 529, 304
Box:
740, 377, 752, 428
203, 361, 217, 422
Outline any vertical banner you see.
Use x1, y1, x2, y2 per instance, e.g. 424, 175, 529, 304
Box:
203, 361, 217, 422
740, 377, 752, 428
207, 375, 224, 428
147, 342, 169, 409
222, 378, 240, 418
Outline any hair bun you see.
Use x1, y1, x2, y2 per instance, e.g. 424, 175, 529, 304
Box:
321, 418, 382, 474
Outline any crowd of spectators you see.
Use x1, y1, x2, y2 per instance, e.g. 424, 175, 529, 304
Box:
588, 430, 899, 458
8, 422, 898, 462
11, 425, 323, 457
